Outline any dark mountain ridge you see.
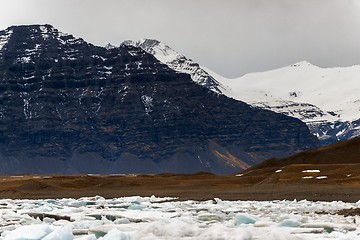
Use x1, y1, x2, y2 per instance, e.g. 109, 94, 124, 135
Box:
0, 24, 319, 174
247, 136, 360, 171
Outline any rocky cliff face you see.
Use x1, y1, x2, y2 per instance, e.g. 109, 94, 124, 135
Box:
0, 25, 319, 174
252, 100, 360, 145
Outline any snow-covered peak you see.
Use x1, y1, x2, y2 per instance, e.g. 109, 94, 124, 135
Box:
122, 39, 228, 94
105, 43, 116, 50
123, 38, 184, 63
36, 24, 69, 37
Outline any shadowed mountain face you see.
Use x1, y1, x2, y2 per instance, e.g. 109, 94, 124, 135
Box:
0, 25, 319, 174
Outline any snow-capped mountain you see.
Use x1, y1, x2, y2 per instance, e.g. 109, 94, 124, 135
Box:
126, 39, 359, 144
208, 61, 360, 144
122, 39, 226, 94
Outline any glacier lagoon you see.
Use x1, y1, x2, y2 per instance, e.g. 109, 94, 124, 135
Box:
1, 196, 360, 239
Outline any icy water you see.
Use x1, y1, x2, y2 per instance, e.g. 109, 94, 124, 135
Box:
1, 196, 360, 239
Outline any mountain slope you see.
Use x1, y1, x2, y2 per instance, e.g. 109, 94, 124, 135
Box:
124, 40, 360, 144
0, 25, 319, 174
123, 39, 226, 94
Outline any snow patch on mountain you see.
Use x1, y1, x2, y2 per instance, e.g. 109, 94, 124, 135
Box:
105, 43, 116, 50
0, 29, 12, 50
122, 39, 227, 94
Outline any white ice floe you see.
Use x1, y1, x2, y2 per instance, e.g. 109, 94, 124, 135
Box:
0, 196, 360, 239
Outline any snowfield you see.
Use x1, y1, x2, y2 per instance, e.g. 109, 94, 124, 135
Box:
204, 61, 360, 123
1, 196, 360, 239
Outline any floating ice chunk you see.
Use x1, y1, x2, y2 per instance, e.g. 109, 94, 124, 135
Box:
301, 222, 336, 233
198, 214, 222, 222
42, 225, 73, 240
128, 203, 144, 210
99, 229, 131, 240
234, 213, 257, 225
302, 170, 320, 173
89, 224, 136, 238
2, 224, 52, 240
252, 220, 274, 228
114, 218, 130, 224
316, 176, 328, 179
43, 217, 56, 224
278, 218, 300, 227
288, 227, 325, 234
89, 225, 114, 238
118, 209, 179, 221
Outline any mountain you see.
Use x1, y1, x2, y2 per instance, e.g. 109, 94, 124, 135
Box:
0, 25, 318, 174
125, 39, 359, 144
211, 61, 360, 144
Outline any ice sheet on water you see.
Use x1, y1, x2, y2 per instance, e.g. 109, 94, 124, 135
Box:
1, 196, 360, 239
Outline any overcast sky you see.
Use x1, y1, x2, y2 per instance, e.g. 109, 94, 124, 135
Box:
1, 0, 360, 78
